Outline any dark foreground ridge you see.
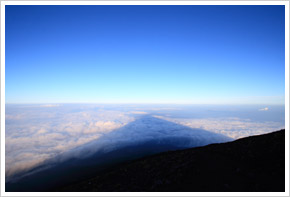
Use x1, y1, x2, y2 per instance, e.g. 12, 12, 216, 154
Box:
60, 129, 285, 192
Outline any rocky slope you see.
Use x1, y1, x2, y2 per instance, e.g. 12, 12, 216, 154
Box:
60, 129, 285, 192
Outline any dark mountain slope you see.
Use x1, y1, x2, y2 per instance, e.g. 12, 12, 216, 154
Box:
61, 129, 285, 192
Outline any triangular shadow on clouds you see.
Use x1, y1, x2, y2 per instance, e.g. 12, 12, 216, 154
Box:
6, 115, 232, 192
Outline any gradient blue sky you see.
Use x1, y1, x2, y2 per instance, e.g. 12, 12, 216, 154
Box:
5, 5, 285, 104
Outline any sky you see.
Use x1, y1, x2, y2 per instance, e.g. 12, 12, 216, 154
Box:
5, 5, 285, 104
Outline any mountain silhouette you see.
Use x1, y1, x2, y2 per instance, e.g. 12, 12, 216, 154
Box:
60, 129, 285, 192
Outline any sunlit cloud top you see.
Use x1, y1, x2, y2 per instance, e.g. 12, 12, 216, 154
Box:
5, 104, 284, 180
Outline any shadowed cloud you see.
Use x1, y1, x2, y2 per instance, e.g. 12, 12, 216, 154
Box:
5, 104, 284, 183
6, 115, 232, 191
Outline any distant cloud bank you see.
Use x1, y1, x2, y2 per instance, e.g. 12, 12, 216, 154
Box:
40, 104, 61, 108
5, 104, 284, 180
259, 107, 269, 111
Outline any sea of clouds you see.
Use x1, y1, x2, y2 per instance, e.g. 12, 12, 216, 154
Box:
5, 104, 285, 180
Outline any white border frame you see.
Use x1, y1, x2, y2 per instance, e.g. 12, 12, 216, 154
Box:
1, 1, 289, 196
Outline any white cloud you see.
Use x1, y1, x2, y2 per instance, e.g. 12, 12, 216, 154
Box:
130, 111, 148, 114
5, 105, 136, 178
37, 128, 47, 134
155, 115, 283, 139
5, 104, 284, 181
259, 107, 269, 111
40, 104, 61, 108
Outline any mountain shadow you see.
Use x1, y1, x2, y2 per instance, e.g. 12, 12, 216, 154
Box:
60, 129, 285, 192
6, 115, 232, 192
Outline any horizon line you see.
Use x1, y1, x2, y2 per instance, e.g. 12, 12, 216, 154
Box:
4, 102, 286, 106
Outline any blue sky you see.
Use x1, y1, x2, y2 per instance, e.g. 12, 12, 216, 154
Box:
5, 5, 285, 104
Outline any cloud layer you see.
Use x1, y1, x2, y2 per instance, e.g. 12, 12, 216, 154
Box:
5, 104, 285, 180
